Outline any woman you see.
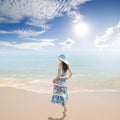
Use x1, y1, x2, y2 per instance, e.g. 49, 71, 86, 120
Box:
51, 54, 72, 113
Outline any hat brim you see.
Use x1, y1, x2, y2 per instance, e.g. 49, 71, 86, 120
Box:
58, 57, 69, 65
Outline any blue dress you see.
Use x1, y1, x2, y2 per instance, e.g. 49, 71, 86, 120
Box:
51, 69, 68, 106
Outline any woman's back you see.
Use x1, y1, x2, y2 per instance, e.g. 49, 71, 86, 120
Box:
58, 68, 67, 76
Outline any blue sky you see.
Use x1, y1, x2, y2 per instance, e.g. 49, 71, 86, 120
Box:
0, 0, 120, 53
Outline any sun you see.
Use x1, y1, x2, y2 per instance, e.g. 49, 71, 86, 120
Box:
73, 22, 89, 36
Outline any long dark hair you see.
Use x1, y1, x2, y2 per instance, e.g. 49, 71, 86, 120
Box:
62, 61, 68, 72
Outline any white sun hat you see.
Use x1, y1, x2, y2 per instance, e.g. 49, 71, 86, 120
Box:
58, 54, 69, 65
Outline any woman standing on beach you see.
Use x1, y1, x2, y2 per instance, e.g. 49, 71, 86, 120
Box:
51, 54, 72, 113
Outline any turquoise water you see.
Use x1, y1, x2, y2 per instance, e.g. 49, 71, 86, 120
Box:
0, 51, 120, 93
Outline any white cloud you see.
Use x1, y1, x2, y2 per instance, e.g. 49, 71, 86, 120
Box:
95, 22, 120, 49
0, 30, 12, 34
69, 0, 90, 7
0, 41, 12, 47
0, 16, 19, 23
0, 0, 90, 50
67, 10, 83, 23
0, 29, 45, 38
0, 39, 55, 50
0, 16, 8, 23
26, 19, 50, 29
15, 29, 46, 37
0, 0, 89, 28
60, 38, 74, 48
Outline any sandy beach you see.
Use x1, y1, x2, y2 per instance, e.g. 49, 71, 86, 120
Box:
0, 87, 120, 120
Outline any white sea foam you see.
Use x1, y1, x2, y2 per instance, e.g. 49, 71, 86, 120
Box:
69, 89, 120, 93
0, 79, 120, 94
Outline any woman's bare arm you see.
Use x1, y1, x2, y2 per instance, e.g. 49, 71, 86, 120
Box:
67, 66, 72, 80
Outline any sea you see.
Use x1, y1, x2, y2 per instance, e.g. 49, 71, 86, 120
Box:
0, 51, 120, 93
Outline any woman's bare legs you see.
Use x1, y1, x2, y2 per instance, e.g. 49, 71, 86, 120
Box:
63, 105, 67, 113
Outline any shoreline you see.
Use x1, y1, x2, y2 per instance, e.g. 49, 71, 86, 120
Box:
0, 85, 120, 94
0, 86, 120, 95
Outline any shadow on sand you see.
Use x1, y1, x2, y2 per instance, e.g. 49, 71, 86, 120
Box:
48, 113, 67, 120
